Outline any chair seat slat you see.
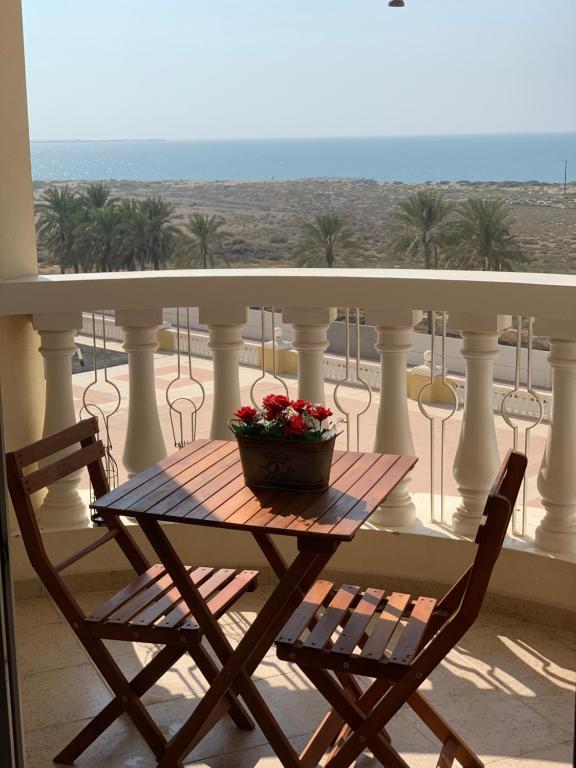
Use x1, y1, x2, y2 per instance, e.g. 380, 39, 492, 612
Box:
196, 568, 237, 602
199, 570, 260, 626
129, 567, 214, 626
158, 568, 237, 628
108, 568, 195, 624
332, 588, 385, 655
360, 592, 411, 660
276, 580, 334, 644
304, 585, 361, 650
390, 596, 437, 665
86, 565, 165, 622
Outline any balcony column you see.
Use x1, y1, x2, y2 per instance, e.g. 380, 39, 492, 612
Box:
32, 313, 88, 529
0, 0, 45, 530
283, 307, 336, 405
534, 320, 576, 554
116, 309, 166, 478
366, 310, 422, 526
199, 306, 247, 439
449, 313, 511, 536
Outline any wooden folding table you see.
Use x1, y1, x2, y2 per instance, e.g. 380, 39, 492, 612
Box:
92, 438, 417, 767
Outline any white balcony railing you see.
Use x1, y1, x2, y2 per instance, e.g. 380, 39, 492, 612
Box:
1, 268, 575, 556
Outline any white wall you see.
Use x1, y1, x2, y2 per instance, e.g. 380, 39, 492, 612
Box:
177, 310, 551, 389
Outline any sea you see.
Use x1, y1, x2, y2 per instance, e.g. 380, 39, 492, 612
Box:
30, 133, 576, 184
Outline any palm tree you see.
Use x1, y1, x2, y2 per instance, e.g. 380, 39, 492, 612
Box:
444, 198, 526, 271
177, 213, 230, 268
118, 197, 177, 270
75, 205, 124, 272
140, 197, 177, 270
118, 200, 152, 270
36, 186, 84, 273
390, 190, 452, 269
296, 213, 365, 267
81, 183, 112, 210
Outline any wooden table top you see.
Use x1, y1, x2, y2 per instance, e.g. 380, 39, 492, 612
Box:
92, 440, 417, 541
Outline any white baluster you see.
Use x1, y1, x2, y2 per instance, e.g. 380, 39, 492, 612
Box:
283, 307, 336, 405
33, 313, 88, 529
116, 309, 166, 477
534, 320, 576, 554
199, 306, 247, 439
367, 310, 422, 526
449, 314, 511, 536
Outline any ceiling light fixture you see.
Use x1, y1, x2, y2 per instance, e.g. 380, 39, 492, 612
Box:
388, 0, 405, 6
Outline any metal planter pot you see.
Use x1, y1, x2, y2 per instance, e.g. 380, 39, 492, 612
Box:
236, 434, 336, 492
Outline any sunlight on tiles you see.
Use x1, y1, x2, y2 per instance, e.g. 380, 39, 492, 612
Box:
16, 586, 575, 768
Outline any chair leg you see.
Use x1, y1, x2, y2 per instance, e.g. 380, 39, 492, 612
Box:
408, 692, 484, 768
54, 638, 257, 766
298, 617, 372, 759
438, 738, 459, 768
299, 709, 345, 768
54, 645, 182, 764
325, 722, 353, 764
324, 720, 394, 765
322, 668, 483, 768
86, 642, 168, 758
300, 667, 410, 768
299, 676, 393, 767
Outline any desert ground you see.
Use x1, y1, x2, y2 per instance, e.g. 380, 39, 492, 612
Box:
33, 178, 576, 273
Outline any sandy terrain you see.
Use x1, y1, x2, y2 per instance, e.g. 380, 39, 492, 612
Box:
33, 178, 576, 273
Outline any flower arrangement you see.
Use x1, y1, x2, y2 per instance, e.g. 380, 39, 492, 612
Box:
230, 395, 336, 442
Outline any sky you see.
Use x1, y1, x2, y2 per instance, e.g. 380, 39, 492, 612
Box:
23, 0, 576, 142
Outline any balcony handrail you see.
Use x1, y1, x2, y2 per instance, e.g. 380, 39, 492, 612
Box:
1, 268, 576, 322
3, 266, 575, 558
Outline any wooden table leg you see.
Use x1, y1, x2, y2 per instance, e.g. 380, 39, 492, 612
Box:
252, 532, 374, 766
191, 642, 254, 730
138, 519, 336, 768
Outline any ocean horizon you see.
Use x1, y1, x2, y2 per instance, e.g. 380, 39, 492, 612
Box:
30, 133, 576, 184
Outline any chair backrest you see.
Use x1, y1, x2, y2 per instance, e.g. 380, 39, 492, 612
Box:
5, 418, 150, 623
436, 450, 527, 631
462, 449, 527, 612
474, 449, 527, 552
414, 450, 526, 669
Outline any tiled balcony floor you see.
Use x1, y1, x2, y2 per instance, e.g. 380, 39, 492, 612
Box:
17, 587, 575, 768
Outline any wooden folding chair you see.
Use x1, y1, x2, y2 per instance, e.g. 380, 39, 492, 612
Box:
275, 450, 527, 768
6, 417, 259, 765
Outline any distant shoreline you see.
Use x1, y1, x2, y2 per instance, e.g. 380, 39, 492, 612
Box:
30, 131, 576, 144
33, 179, 575, 187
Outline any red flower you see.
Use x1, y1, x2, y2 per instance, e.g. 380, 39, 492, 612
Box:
308, 405, 333, 423
291, 399, 312, 414
234, 406, 260, 424
284, 414, 309, 436
262, 394, 291, 420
